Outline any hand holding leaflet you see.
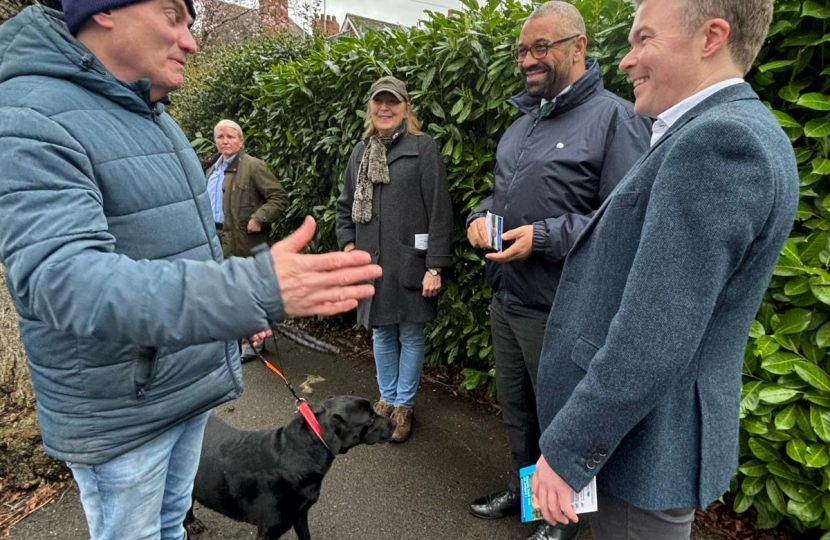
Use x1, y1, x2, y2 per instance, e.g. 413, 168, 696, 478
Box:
485, 211, 504, 251
520, 464, 597, 522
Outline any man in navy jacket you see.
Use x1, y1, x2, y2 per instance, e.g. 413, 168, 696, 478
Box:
466, 2, 650, 539
532, 0, 799, 539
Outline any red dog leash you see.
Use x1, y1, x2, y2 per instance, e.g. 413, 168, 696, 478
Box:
253, 338, 334, 456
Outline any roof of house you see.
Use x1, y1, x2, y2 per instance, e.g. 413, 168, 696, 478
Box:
342, 13, 401, 38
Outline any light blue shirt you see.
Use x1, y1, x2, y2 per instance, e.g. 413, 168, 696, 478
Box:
206, 154, 237, 224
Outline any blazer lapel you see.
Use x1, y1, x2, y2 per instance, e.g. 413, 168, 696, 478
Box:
566, 82, 760, 257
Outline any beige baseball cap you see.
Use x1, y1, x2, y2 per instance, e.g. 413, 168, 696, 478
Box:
369, 76, 409, 102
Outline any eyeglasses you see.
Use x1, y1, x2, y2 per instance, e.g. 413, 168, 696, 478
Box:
512, 35, 580, 61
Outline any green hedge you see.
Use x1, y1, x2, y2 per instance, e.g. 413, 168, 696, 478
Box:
170, 0, 830, 534
169, 32, 312, 144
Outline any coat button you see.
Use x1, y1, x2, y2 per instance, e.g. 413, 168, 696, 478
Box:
586, 460, 596, 470
598, 446, 608, 456
592, 453, 602, 463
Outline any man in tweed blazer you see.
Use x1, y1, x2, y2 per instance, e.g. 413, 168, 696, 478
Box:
532, 0, 799, 538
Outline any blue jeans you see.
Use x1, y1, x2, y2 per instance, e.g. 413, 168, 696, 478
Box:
67, 411, 211, 540
372, 323, 425, 407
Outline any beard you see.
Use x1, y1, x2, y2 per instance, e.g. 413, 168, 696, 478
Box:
522, 62, 567, 99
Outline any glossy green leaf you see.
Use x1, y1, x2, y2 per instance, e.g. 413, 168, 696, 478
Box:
761, 352, 802, 374
811, 405, 830, 441
803, 0, 830, 18
741, 380, 764, 411
773, 110, 802, 128
805, 391, 830, 407
758, 59, 797, 72
755, 335, 780, 357
785, 276, 812, 296
749, 437, 780, 462
776, 476, 807, 501
794, 360, 830, 391
811, 274, 830, 304
776, 308, 812, 334
749, 320, 766, 338
805, 118, 830, 138
739, 459, 769, 477
766, 477, 788, 515
776, 403, 799, 430
813, 157, 830, 174
742, 417, 769, 435
734, 491, 753, 513
742, 474, 767, 496
806, 443, 830, 467
760, 385, 802, 404
767, 460, 811, 483
799, 93, 830, 110
788, 437, 809, 463
779, 84, 802, 103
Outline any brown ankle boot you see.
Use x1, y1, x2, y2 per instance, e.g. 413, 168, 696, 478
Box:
373, 399, 394, 418
390, 405, 413, 443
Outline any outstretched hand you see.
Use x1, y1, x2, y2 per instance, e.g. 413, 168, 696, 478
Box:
270, 216, 382, 318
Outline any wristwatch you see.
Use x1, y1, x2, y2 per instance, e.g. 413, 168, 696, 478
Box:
427, 268, 441, 276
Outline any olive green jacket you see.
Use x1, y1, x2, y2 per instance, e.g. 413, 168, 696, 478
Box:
205, 151, 288, 257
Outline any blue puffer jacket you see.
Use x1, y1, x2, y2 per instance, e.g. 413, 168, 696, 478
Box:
0, 7, 284, 465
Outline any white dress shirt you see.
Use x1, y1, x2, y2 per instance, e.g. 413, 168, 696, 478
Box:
650, 78, 744, 146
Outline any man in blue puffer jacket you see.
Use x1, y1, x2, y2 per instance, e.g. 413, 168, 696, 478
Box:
0, 3, 380, 540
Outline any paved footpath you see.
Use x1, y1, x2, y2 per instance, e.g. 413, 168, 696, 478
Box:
10, 335, 719, 540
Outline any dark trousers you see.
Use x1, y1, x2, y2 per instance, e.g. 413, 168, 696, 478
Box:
490, 298, 547, 493
589, 492, 695, 540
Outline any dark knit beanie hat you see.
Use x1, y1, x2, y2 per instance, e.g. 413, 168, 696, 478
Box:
63, 0, 197, 35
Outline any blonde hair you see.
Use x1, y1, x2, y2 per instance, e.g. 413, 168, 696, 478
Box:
213, 119, 244, 140
632, 0, 773, 75
362, 103, 424, 139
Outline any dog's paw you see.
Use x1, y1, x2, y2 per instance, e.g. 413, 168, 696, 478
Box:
185, 518, 207, 536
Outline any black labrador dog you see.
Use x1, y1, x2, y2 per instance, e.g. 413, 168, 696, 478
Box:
185, 396, 396, 540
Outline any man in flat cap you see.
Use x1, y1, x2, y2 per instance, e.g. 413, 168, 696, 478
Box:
0, 2, 381, 539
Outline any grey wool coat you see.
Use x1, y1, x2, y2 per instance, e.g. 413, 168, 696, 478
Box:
536, 83, 799, 510
336, 131, 453, 328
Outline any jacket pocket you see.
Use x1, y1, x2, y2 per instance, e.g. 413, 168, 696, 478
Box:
399, 244, 427, 290
608, 192, 641, 208
570, 336, 599, 371
133, 346, 159, 399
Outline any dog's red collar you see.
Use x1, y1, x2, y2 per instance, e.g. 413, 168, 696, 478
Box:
296, 399, 334, 454
254, 348, 335, 456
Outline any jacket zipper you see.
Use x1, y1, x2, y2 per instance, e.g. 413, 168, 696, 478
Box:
505, 116, 541, 210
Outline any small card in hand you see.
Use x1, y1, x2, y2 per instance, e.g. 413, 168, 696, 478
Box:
519, 465, 598, 522
485, 211, 504, 251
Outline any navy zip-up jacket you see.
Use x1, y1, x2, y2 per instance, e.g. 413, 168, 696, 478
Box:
468, 60, 651, 316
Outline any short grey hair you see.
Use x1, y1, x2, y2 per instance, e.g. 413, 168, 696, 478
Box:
213, 119, 244, 139
528, 1, 587, 37
632, 0, 773, 75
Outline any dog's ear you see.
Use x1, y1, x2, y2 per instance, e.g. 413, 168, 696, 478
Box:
329, 413, 361, 454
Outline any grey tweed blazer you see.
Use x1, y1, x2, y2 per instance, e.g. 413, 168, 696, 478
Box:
536, 83, 799, 510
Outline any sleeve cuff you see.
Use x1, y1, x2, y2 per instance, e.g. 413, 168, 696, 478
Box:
336, 234, 356, 250
532, 221, 548, 253
251, 244, 285, 324
425, 253, 453, 268
466, 211, 486, 228
539, 427, 604, 493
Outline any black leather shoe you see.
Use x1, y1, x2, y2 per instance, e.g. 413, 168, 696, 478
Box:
525, 521, 580, 540
470, 489, 521, 519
